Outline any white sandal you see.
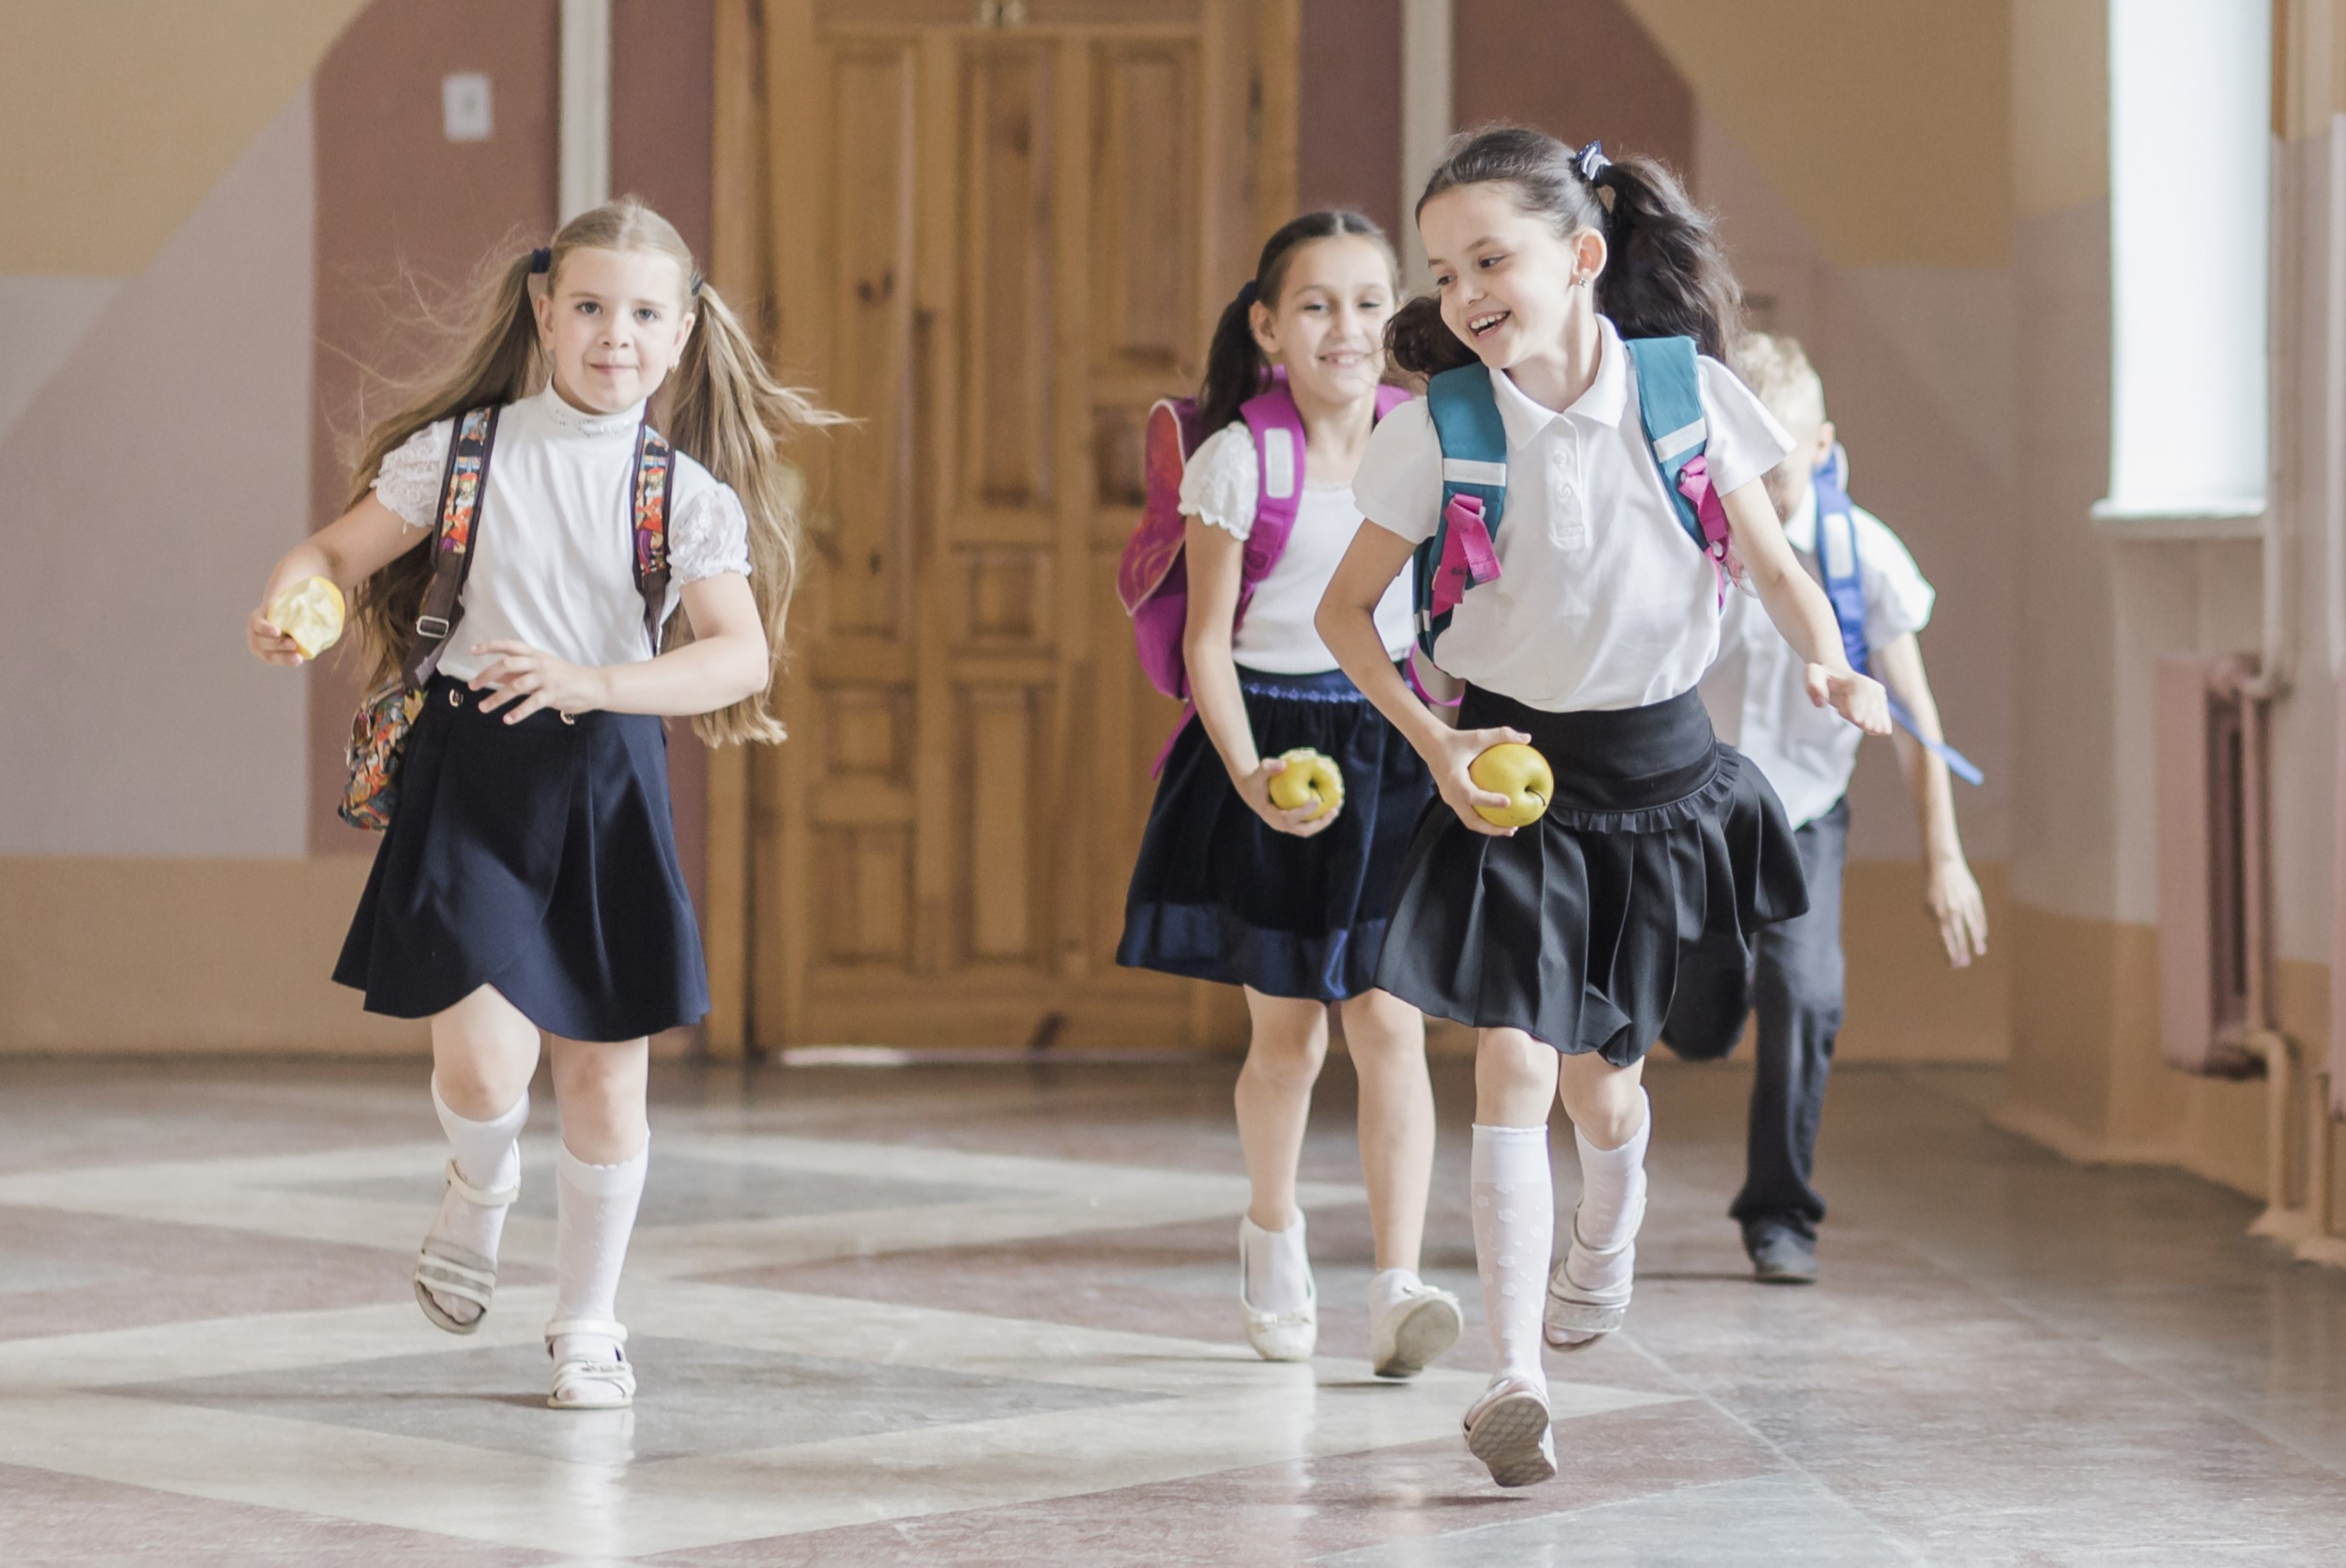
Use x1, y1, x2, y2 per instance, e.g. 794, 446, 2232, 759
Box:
414, 1159, 519, 1335
1543, 1207, 1636, 1350
546, 1318, 637, 1410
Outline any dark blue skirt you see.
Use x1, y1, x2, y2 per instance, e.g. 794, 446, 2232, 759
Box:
1375, 686, 1807, 1065
334, 677, 709, 1043
1117, 665, 1435, 1002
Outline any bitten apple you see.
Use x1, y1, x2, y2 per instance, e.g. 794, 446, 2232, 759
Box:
266, 575, 346, 661
1267, 747, 1344, 822
1468, 741, 1552, 828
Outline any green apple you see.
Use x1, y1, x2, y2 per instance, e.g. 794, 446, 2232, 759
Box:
1267, 747, 1344, 821
1469, 741, 1553, 828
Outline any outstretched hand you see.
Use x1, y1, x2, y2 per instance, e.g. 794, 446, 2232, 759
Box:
1805, 664, 1892, 737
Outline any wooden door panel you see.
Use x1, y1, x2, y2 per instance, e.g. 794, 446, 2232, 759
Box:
819, 44, 918, 639
963, 684, 1040, 964
1090, 42, 1196, 378
961, 45, 1057, 515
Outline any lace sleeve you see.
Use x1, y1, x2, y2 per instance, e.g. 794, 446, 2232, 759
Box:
670, 482, 754, 584
370, 421, 452, 530
1176, 423, 1259, 540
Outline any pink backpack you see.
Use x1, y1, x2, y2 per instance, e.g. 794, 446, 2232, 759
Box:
1117, 371, 1412, 701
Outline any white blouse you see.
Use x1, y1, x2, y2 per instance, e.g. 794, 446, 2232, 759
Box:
1179, 421, 1416, 675
1352, 316, 1793, 712
372, 385, 752, 682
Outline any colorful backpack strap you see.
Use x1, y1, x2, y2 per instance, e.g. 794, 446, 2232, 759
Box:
1622, 335, 1734, 605
401, 404, 503, 690
1810, 445, 1985, 785
1410, 363, 1509, 661
631, 420, 674, 656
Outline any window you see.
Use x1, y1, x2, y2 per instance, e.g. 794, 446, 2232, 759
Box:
2098, 0, 2272, 526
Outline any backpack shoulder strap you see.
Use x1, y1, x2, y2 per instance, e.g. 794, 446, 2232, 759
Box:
1425, 363, 1508, 529
632, 420, 675, 656
1238, 378, 1307, 578
1809, 442, 1870, 677
1622, 335, 1709, 545
403, 404, 503, 690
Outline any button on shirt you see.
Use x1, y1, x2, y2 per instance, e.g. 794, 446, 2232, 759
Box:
1698, 485, 1935, 829
1351, 317, 1792, 712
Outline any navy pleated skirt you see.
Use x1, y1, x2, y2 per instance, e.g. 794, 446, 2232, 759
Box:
1376, 686, 1807, 1065
334, 677, 709, 1043
1117, 665, 1436, 1002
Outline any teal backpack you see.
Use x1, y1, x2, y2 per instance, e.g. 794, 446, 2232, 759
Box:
1409, 336, 1733, 661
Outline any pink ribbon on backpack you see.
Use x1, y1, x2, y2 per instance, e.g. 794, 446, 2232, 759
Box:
1674, 454, 1739, 607
1430, 494, 1503, 618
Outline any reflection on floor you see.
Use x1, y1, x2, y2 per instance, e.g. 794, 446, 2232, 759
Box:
2, 1051, 2344, 1565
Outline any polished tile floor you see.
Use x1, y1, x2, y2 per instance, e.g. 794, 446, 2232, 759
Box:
2, 1050, 2345, 1565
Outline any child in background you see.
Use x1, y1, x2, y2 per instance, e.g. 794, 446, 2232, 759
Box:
1665, 332, 1987, 1284
248, 199, 831, 1409
1318, 128, 1889, 1487
1119, 212, 1462, 1378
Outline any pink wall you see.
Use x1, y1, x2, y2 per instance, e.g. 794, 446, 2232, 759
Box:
1297, 0, 1402, 237
1454, 0, 1695, 169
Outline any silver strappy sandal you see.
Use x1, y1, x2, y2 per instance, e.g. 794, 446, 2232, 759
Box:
1542, 1207, 1636, 1350
414, 1159, 519, 1335
546, 1318, 637, 1410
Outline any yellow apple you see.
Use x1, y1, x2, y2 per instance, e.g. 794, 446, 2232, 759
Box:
267, 575, 346, 661
1469, 741, 1553, 828
1267, 747, 1344, 822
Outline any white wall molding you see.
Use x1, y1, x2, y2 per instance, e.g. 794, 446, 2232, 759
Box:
558, 0, 612, 223
1397, 0, 1452, 290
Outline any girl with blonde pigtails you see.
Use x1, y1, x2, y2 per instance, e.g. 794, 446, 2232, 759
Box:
248, 199, 837, 1410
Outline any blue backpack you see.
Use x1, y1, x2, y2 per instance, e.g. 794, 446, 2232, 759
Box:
1410, 336, 1733, 662
1810, 448, 1983, 784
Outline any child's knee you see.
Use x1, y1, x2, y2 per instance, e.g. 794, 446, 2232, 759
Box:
1244, 1028, 1328, 1088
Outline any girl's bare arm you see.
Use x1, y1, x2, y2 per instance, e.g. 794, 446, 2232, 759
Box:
1182, 520, 1335, 836
248, 495, 426, 665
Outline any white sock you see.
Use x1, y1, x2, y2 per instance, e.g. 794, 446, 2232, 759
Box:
1567, 1091, 1652, 1296
552, 1140, 648, 1366
1470, 1123, 1553, 1386
424, 1078, 528, 1326
1240, 1212, 1312, 1316
1368, 1266, 1424, 1317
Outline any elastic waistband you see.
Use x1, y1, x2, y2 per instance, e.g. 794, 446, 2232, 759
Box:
1459, 686, 1717, 814
1236, 664, 1366, 703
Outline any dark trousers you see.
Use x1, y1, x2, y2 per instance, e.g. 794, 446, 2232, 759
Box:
1662, 798, 1848, 1241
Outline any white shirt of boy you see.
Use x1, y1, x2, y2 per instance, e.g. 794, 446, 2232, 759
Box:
1352, 315, 1792, 712
371, 385, 753, 683
1178, 421, 1417, 674
1699, 482, 1935, 830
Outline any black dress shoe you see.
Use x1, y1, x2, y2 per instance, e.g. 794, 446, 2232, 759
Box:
1744, 1226, 1819, 1285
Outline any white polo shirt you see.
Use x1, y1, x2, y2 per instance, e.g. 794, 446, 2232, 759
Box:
1698, 484, 1935, 829
1352, 316, 1791, 712
1178, 421, 1417, 674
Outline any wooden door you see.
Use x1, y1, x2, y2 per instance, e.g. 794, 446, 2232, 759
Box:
706, 0, 1298, 1052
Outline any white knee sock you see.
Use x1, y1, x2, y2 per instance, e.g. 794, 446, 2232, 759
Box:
552, 1140, 648, 1366
1470, 1123, 1553, 1386
425, 1078, 528, 1326
1241, 1212, 1313, 1316
1566, 1091, 1652, 1296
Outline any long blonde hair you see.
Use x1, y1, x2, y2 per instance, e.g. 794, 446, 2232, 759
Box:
347, 197, 839, 745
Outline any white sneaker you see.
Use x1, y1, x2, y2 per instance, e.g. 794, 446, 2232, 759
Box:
1238, 1215, 1318, 1362
1463, 1373, 1557, 1488
1368, 1271, 1462, 1378
1544, 1207, 1636, 1349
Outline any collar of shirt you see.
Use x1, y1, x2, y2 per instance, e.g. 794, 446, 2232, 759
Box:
1486, 316, 1629, 449
535, 383, 648, 438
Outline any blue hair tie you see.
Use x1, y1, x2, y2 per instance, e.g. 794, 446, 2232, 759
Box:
1573, 141, 1610, 182
1237, 279, 1259, 308
528, 246, 553, 275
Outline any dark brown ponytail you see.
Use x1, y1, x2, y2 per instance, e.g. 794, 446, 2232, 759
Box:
1386, 124, 1742, 375
1196, 210, 1399, 433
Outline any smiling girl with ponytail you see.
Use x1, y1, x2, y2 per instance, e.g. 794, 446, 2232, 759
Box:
248, 197, 837, 1414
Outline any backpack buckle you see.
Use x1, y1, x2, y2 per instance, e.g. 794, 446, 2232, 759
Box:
415, 615, 452, 639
